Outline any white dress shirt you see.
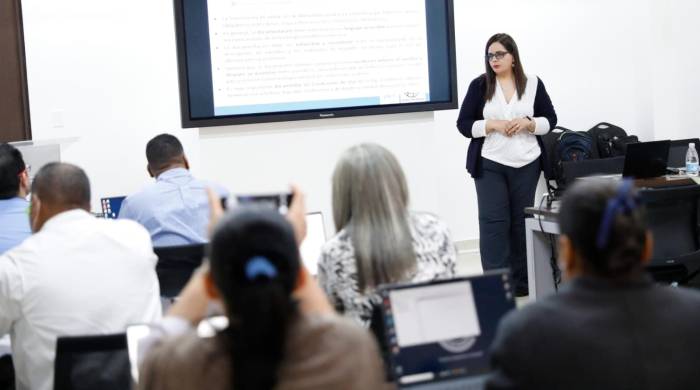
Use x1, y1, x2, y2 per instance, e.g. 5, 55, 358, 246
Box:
471, 74, 551, 168
0, 209, 162, 390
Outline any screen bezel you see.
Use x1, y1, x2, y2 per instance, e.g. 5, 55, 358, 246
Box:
379, 270, 514, 385
172, 0, 458, 128
100, 196, 126, 219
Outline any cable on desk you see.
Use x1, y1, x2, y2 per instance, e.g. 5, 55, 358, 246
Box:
538, 193, 561, 291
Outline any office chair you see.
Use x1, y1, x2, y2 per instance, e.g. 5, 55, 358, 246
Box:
368, 301, 394, 382
54, 333, 130, 390
641, 185, 700, 285
0, 355, 13, 390
668, 138, 700, 168
154, 244, 206, 298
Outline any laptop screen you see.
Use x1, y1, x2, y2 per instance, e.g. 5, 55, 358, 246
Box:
299, 212, 327, 275
381, 271, 515, 386
127, 316, 229, 383
623, 140, 670, 179
101, 196, 126, 219
668, 138, 700, 168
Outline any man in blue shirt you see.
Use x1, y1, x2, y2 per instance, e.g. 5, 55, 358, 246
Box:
0, 144, 32, 254
119, 134, 229, 247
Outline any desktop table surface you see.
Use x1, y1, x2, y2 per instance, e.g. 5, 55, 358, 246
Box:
529, 175, 699, 218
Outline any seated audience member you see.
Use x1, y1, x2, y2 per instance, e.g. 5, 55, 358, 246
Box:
138, 195, 386, 390
0, 144, 31, 254
119, 133, 228, 246
487, 180, 700, 390
0, 163, 161, 390
317, 143, 457, 326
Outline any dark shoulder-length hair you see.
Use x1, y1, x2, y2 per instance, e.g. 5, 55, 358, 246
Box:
484, 33, 527, 102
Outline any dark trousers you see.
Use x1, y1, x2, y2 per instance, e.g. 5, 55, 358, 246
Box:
475, 158, 541, 292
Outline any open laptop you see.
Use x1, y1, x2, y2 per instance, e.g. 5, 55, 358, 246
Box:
299, 212, 327, 275
54, 333, 130, 390
379, 270, 515, 389
127, 316, 228, 383
623, 140, 670, 179
12, 142, 61, 182
668, 138, 700, 169
100, 196, 126, 219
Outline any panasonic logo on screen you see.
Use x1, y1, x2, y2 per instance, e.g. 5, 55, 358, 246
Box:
319, 113, 335, 118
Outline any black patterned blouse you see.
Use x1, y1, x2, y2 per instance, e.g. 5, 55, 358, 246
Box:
317, 212, 458, 327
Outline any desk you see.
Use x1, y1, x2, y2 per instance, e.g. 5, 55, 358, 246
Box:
578, 175, 697, 188
525, 207, 561, 300
525, 177, 700, 300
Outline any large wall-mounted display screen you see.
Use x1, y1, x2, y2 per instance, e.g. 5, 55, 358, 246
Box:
174, 0, 457, 127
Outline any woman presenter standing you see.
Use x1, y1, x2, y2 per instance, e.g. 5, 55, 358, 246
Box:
456, 33, 557, 296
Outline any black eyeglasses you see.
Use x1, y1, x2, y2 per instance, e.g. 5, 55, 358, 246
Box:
486, 51, 509, 62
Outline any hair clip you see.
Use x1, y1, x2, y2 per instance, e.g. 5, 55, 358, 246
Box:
595, 179, 639, 249
245, 256, 278, 281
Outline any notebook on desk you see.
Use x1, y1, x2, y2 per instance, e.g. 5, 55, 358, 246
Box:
379, 270, 515, 390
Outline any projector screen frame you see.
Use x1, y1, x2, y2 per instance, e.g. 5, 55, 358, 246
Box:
173, 0, 458, 128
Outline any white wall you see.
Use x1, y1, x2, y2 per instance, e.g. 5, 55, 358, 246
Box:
21, 1, 200, 210
650, 0, 700, 141
435, 0, 657, 239
20, 0, 695, 242
199, 112, 440, 233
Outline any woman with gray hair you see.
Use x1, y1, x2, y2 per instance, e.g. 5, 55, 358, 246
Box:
318, 143, 457, 327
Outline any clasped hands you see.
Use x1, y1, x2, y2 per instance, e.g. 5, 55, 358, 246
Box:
488, 117, 534, 137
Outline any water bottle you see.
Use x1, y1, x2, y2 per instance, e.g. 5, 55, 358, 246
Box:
686, 143, 699, 177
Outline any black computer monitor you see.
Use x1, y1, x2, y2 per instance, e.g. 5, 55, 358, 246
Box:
641, 185, 700, 285
642, 186, 700, 264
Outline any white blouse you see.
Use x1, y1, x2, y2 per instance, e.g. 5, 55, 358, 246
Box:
471, 74, 551, 168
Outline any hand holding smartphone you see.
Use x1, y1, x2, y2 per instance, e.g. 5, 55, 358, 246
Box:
235, 192, 294, 214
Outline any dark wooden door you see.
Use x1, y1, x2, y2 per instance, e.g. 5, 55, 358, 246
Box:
0, 0, 31, 142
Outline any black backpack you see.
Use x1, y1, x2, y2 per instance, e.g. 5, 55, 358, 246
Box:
542, 127, 594, 194
588, 122, 639, 158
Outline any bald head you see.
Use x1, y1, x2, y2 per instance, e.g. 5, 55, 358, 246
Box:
32, 163, 91, 210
